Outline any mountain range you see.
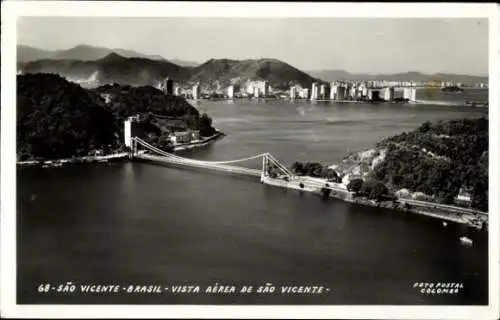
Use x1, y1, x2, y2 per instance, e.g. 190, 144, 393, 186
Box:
17, 44, 199, 67
19, 47, 319, 89
18, 44, 488, 89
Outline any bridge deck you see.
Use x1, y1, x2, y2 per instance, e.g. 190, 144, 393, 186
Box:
136, 154, 262, 177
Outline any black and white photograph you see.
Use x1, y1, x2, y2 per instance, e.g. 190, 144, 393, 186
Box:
1, 1, 499, 319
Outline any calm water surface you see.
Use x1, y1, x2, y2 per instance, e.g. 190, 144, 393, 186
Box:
18, 97, 489, 305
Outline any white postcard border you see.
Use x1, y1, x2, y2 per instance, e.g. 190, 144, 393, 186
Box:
1, 1, 499, 319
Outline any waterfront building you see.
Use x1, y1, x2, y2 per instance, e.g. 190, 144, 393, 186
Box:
174, 86, 181, 96
192, 83, 201, 100
310, 82, 319, 101
227, 85, 235, 98
254, 86, 260, 98
362, 86, 368, 98
300, 88, 309, 99
349, 85, 357, 99
356, 84, 364, 98
367, 89, 373, 100
330, 83, 338, 100
403, 87, 417, 102
336, 86, 346, 100
261, 81, 270, 96
368, 89, 382, 101
382, 87, 395, 101
456, 187, 472, 205
290, 86, 297, 99
394, 87, 405, 99
342, 173, 363, 186
191, 130, 201, 141
320, 84, 329, 100
169, 131, 193, 145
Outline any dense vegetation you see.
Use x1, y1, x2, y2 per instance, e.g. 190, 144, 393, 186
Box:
347, 178, 390, 201
17, 73, 216, 161
17, 73, 119, 160
94, 83, 215, 137
373, 117, 488, 211
291, 161, 341, 182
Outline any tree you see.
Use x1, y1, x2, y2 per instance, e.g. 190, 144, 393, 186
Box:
184, 113, 200, 129
322, 168, 340, 182
360, 179, 388, 201
419, 121, 432, 133
291, 161, 304, 175
370, 182, 389, 201
267, 164, 279, 178
347, 178, 363, 193
199, 112, 215, 137
321, 187, 331, 199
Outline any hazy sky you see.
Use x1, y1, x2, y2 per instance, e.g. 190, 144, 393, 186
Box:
18, 17, 488, 75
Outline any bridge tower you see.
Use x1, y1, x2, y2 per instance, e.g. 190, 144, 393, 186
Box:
261, 153, 269, 181
125, 115, 140, 159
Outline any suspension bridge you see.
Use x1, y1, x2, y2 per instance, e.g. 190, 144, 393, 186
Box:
127, 135, 487, 229
130, 137, 349, 193
132, 137, 290, 179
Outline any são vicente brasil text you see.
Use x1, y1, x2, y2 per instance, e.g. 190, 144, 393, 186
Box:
45, 283, 328, 294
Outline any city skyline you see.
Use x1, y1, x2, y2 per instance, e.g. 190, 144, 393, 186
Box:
18, 17, 488, 76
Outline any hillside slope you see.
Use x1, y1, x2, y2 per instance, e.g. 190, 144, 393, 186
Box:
190, 58, 319, 89
335, 118, 488, 211
21, 53, 190, 87
17, 73, 118, 160
20, 54, 320, 89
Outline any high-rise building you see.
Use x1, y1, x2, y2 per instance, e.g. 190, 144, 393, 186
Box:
310, 82, 319, 101
300, 88, 309, 99
256, 81, 269, 96
192, 83, 200, 100
254, 86, 260, 98
336, 86, 346, 100
174, 86, 181, 96
227, 85, 235, 98
330, 83, 337, 100
382, 87, 394, 101
320, 84, 326, 99
403, 87, 417, 101
349, 85, 357, 99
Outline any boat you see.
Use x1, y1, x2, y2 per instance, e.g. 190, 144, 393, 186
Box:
441, 86, 464, 93
459, 236, 473, 246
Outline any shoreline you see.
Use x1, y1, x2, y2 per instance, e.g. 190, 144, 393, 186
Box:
172, 130, 224, 151
16, 130, 225, 167
189, 97, 487, 107
17, 152, 130, 167
260, 175, 487, 230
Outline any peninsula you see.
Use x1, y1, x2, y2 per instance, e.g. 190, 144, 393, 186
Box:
16, 73, 220, 164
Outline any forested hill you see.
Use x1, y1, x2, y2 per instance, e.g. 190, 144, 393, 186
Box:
92, 83, 200, 121
19, 53, 320, 89
17, 73, 215, 161
373, 118, 488, 211
17, 73, 118, 160
188, 58, 319, 89
92, 84, 216, 138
